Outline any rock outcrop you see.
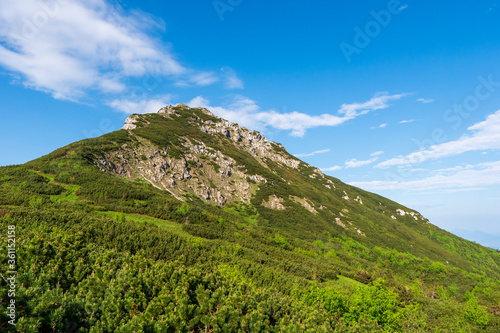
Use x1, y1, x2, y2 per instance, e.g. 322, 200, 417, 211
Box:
99, 104, 303, 206
90, 103, 433, 242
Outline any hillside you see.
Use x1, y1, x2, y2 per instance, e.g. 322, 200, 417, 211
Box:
1, 104, 499, 332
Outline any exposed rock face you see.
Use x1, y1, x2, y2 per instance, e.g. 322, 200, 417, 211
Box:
98, 104, 303, 206
333, 217, 365, 237
290, 196, 318, 214
395, 208, 426, 221
158, 105, 175, 115
197, 119, 300, 169
122, 115, 139, 130
335, 217, 346, 228
354, 227, 366, 237
95, 135, 264, 206
262, 195, 285, 210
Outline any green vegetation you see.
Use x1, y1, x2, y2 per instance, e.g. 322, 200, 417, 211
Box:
0, 106, 499, 332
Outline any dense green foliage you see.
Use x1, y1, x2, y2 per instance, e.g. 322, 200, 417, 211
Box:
1, 106, 499, 331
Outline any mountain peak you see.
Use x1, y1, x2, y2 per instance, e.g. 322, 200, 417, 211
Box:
113, 104, 302, 205
6, 103, 499, 332
97, 104, 430, 253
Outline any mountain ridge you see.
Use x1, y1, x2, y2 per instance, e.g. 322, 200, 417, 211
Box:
73, 104, 498, 272
0, 103, 499, 331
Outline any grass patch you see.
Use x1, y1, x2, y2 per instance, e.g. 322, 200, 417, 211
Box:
224, 201, 260, 225
50, 184, 80, 203
97, 211, 202, 241
329, 275, 367, 289
40, 173, 55, 181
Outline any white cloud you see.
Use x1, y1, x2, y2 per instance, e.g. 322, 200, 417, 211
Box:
188, 95, 263, 130
371, 123, 389, 130
399, 119, 414, 124
434, 165, 475, 173
188, 92, 408, 137
221, 67, 244, 89
108, 94, 172, 114
175, 71, 219, 87
321, 165, 342, 172
0, 0, 221, 100
189, 72, 219, 86
295, 149, 331, 158
351, 161, 500, 191
257, 111, 348, 137
417, 98, 435, 104
321, 152, 383, 172
345, 158, 377, 169
371, 151, 384, 157
338, 92, 408, 118
377, 110, 500, 168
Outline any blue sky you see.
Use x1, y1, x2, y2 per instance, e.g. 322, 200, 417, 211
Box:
1, 0, 499, 248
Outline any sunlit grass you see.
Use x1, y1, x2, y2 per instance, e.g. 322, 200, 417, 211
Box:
97, 210, 203, 243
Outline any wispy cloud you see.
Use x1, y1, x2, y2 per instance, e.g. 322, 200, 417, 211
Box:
377, 110, 500, 168
338, 92, 409, 118
371, 123, 388, 130
351, 161, 500, 191
399, 119, 414, 124
0, 0, 216, 100
345, 158, 377, 168
188, 92, 408, 137
321, 165, 342, 172
321, 151, 383, 172
174, 71, 220, 87
175, 72, 219, 87
221, 67, 244, 89
417, 98, 435, 104
371, 151, 384, 157
295, 149, 331, 158
108, 94, 173, 114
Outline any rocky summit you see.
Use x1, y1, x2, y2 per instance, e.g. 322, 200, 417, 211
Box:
82, 104, 489, 263
91, 104, 433, 241
98, 104, 300, 205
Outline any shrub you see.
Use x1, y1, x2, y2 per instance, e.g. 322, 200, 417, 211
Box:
29, 197, 43, 209
464, 296, 489, 328
275, 233, 291, 250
